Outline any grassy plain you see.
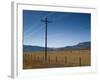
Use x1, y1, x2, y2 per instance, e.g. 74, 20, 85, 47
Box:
23, 49, 90, 69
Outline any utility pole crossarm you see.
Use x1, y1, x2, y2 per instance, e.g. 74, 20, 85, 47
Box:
41, 17, 52, 23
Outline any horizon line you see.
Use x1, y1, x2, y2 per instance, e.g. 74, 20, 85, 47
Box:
23, 41, 90, 48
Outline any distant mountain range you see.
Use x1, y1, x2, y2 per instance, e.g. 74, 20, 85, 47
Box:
57, 42, 90, 50
23, 41, 90, 52
23, 45, 53, 52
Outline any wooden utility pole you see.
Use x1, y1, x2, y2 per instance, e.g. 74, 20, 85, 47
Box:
41, 17, 52, 61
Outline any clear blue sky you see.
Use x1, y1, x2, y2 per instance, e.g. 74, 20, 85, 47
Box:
23, 10, 91, 48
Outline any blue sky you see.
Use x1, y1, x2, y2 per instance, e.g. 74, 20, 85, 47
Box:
23, 10, 91, 48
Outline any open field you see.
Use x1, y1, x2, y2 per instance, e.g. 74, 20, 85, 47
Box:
23, 49, 90, 69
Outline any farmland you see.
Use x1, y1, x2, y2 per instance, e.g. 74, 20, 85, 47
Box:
23, 49, 90, 69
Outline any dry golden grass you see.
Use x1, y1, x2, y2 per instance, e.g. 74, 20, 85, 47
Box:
23, 49, 90, 69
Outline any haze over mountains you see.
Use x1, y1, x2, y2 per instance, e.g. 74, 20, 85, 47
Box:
23, 41, 90, 52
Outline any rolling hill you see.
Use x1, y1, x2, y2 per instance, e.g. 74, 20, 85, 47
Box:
23, 41, 90, 52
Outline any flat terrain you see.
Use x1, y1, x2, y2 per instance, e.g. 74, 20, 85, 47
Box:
23, 49, 90, 69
